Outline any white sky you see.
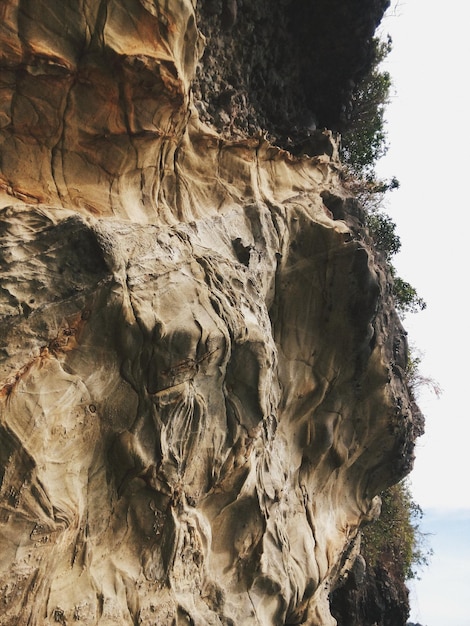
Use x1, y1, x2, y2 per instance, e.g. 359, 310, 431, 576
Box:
375, 1, 470, 624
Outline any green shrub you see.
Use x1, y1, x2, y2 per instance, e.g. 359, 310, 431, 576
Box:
340, 30, 433, 591
336, 32, 426, 319
340, 36, 393, 179
361, 481, 432, 580
365, 211, 426, 316
366, 211, 401, 260
391, 272, 427, 316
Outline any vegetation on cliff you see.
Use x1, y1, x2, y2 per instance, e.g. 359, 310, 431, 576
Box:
353, 28, 433, 569
362, 481, 432, 581
330, 481, 432, 626
340, 35, 393, 179
366, 211, 426, 315
331, 22, 435, 626
338, 30, 426, 318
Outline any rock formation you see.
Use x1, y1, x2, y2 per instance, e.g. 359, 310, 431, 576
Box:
330, 558, 410, 626
0, 1, 422, 624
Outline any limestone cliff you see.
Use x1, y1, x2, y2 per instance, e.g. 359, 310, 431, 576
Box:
0, 1, 422, 625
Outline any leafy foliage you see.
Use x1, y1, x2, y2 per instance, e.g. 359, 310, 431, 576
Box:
391, 271, 427, 316
364, 211, 426, 315
361, 481, 432, 580
340, 36, 393, 178
338, 31, 434, 594
366, 212, 401, 260
337, 34, 426, 318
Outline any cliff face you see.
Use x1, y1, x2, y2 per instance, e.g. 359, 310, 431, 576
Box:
0, 2, 421, 625
330, 558, 410, 626
193, 0, 390, 141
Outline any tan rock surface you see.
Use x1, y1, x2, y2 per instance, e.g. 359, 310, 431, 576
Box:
0, 2, 420, 624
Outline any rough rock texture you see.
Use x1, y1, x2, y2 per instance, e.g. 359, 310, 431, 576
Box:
193, 0, 390, 143
330, 557, 410, 626
0, 1, 421, 625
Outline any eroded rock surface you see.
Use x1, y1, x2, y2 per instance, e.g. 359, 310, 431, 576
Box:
0, 1, 421, 624
194, 0, 390, 141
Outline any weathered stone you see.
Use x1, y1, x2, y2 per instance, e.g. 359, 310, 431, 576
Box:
0, 1, 420, 625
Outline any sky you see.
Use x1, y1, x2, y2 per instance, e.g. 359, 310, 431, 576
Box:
374, 1, 470, 624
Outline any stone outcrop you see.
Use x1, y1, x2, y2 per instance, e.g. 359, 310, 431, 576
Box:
194, 0, 391, 142
0, 1, 421, 624
330, 559, 410, 626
